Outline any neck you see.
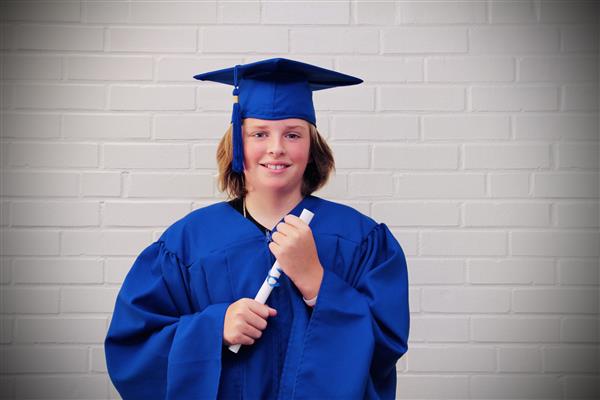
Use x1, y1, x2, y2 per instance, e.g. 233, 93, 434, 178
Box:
244, 189, 304, 229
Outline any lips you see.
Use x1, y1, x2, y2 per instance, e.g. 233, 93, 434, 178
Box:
260, 163, 291, 170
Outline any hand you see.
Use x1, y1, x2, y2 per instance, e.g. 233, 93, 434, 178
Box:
268, 214, 324, 300
223, 298, 277, 347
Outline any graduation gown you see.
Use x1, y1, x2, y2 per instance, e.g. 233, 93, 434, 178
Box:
104, 194, 410, 399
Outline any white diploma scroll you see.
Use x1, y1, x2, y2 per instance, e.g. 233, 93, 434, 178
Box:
229, 208, 315, 354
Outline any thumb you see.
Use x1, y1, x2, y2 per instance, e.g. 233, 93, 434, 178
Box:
268, 306, 277, 316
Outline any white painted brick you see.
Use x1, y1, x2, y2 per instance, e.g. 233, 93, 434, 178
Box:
562, 84, 599, 111
540, 0, 599, 23
91, 346, 108, 372
395, 376, 469, 399
407, 346, 495, 372
423, 114, 510, 140
427, 56, 514, 82
315, 86, 374, 111
422, 231, 506, 256
1, 317, 14, 343
104, 143, 190, 169
380, 86, 464, 111
408, 287, 420, 313
407, 258, 464, 285
12, 201, 100, 227
196, 86, 231, 111
157, 56, 243, 82
1, 229, 59, 256
399, 1, 486, 24
155, 114, 229, 140
14, 84, 105, 110
382, 27, 467, 53
67, 56, 153, 81
8, 142, 98, 168
0, 288, 59, 314
83, 1, 128, 24
470, 375, 561, 399
291, 28, 378, 54
422, 288, 510, 313
15, 318, 106, 343
563, 376, 600, 400
512, 231, 599, 257
490, 0, 537, 23
1, 112, 61, 139
395, 174, 486, 198
1, 202, 9, 227
470, 27, 559, 54
129, 1, 217, 24
61, 230, 154, 257
372, 202, 460, 227
104, 202, 190, 227
354, 1, 396, 25
15, 375, 109, 399
557, 142, 599, 170
519, 56, 598, 82
332, 115, 419, 141
0, 257, 11, 284
472, 317, 560, 342
513, 288, 598, 314
13, 258, 103, 284
312, 173, 348, 199
465, 201, 551, 227
61, 287, 119, 313
263, 1, 349, 24
348, 172, 393, 197
374, 144, 458, 170
202, 27, 287, 53
64, 113, 151, 140
338, 56, 423, 82
3, 1, 80, 22
410, 316, 469, 342
2, 54, 62, 80
471, 86, 558, 111
516, 114, 598, 140
556, 202, 599, 228
81, 172, 122, 197
534, 172, 599, 199
498, 347, 542, 372
561, 317, 599, 343
561, 25, 599, 53
194, 144, 219, 169
0, 347, 88, 373
109, 27, 197, 53
13, 25, 103, 51
468, 259, 554, 285
128, 173, 213, 198
110, 85, 195, 111
105, 257, 134, 284
331, 144, 370, 169
219, 1, 260, 24
558, 259, 599, 286
544, 346, 598, 373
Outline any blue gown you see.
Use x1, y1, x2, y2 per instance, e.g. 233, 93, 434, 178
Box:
104, 194, 410, 399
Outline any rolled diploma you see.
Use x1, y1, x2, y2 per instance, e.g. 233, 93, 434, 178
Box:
228, 208, 315, 353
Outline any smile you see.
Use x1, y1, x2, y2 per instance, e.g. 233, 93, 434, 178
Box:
260, 164, 290, 171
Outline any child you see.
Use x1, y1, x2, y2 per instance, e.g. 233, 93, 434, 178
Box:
105, 58, 410, 399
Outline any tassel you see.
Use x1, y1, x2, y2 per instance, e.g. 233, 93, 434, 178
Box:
231, 65, 244, 174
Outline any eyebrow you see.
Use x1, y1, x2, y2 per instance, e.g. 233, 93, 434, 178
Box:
249, 125, 306, 130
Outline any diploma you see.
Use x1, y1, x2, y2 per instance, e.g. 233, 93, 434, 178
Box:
229, 208, 315, 354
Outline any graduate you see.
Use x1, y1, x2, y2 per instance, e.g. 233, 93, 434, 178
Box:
104, 58, 410, 399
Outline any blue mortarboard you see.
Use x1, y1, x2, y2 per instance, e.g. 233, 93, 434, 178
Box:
193, 58, 363, 173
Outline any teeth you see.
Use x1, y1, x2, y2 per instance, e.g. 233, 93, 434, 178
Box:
265, 164, 287, 170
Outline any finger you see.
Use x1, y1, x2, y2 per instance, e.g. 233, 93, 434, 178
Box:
247, 301, 272, 320
245, 311, 268, 331
241, 323, 263, 339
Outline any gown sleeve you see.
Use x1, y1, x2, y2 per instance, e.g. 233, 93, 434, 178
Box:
294, 222, 409, 400
104, 240, 231, 400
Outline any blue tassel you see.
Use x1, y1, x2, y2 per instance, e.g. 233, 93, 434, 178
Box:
231, 65, 243, 174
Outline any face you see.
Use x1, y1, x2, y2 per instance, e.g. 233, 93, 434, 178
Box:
242, 118, 311, 196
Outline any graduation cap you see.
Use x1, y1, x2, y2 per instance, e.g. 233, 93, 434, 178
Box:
193, 58, 363, 173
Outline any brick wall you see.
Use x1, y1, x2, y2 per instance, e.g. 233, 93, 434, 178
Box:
1, 1, 598, 399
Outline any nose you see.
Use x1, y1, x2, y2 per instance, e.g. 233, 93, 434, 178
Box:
267, 134, 285, 155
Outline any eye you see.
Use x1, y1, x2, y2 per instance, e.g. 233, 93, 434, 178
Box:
286, 132, 301, 139
252, 132, 267, 137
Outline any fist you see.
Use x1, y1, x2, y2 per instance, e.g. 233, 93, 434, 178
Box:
223, 298, 277, 347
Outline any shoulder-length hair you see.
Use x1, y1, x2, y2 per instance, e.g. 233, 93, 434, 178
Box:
216, 121, 335, 200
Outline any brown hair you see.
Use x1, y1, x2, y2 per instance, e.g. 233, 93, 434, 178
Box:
216, 121, 335, 200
